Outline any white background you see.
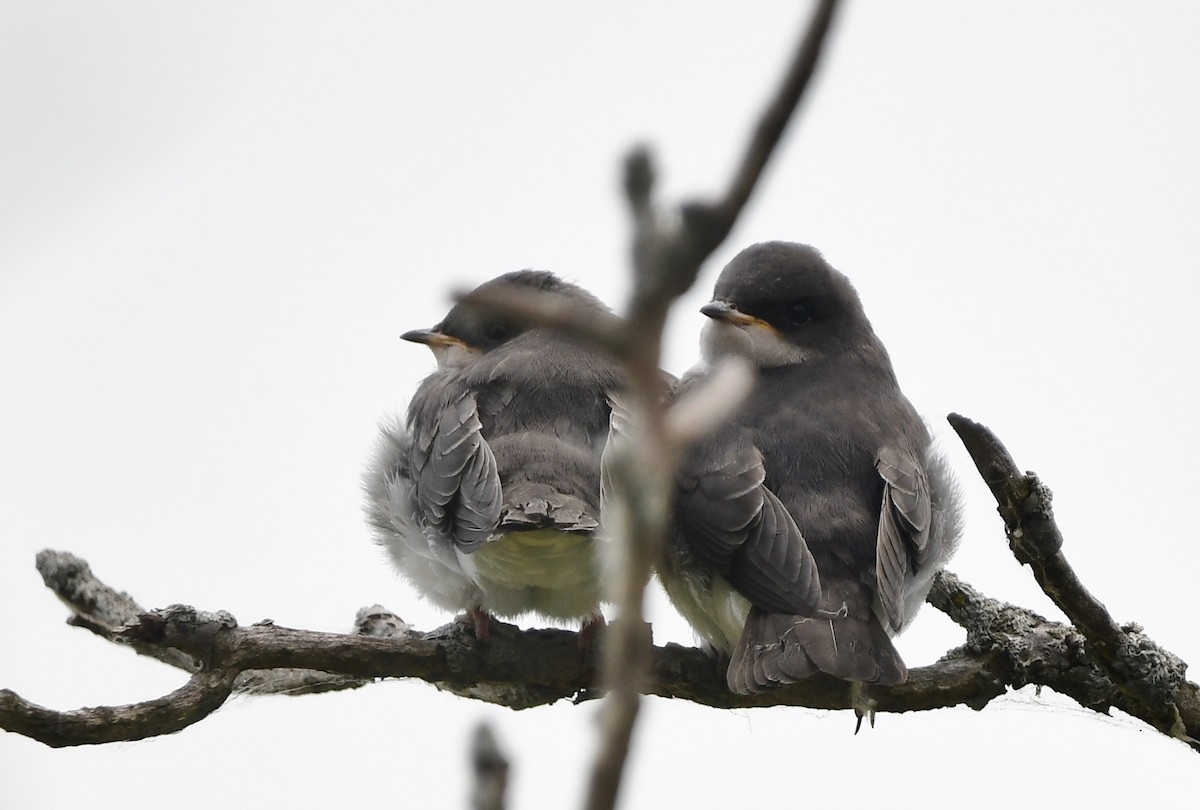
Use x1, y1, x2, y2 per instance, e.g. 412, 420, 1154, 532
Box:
3, 2, 1198, 807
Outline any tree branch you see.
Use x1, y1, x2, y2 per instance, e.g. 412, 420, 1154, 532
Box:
586, 4, 843, 809
707, 0, 841, 240
8, 536, 1196, 753
36, 548, 199, 673
1, 670, 236, 748
34, 550, 413, 698
947, 413, 1198, 750
0, 562, 1002, 748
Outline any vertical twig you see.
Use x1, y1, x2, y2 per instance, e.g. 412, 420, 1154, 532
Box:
471, 723, 510, 810
584, 4, 843, 809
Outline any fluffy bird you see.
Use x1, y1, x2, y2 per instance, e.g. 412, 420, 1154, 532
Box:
663, 241, 962, 694
363, 271, 621, 640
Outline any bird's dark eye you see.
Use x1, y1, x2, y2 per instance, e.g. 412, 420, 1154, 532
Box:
785, 300, 812, 326
484, 322, 513, 342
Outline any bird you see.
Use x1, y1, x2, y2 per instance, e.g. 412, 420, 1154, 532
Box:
363, 270, 621, 642
661, 241, 962, 697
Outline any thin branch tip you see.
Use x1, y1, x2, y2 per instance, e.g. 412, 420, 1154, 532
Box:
471, 723, 510, 810
623, 146, 656, 214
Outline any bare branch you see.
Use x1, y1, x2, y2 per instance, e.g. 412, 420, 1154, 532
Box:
587, 5, 843, 808
0, 671, 236, 749
929, 571, 1128, 712
948, 413, 1199, 750
5, 549, 1199, 750
35, 551, 417, 698
36, 549, 198, 672
708, 0, 842, 238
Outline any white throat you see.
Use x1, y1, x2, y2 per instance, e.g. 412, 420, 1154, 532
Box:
699, 319, 806, 368
430, 342, 482, 371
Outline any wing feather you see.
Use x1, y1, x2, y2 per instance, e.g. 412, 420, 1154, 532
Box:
411, 387, 502, 552
875, 446, 932, 630
678, 429, 821, 616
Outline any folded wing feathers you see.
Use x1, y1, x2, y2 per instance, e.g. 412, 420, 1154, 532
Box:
726, 488, 821, 615
415, 392, 502, 552
875, 446, 932, 630
680, 444, 767, 565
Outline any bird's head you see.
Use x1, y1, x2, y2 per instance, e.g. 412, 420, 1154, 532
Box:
404, 270, 607, 370
700, 242, 872, 369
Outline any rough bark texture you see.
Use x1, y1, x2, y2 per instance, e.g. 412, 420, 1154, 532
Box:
4, 526, 1196, 752
947, 414, 1195, 747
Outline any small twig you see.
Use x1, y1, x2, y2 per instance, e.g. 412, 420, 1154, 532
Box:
707, 0, 842, 239
471, 723, 510, 810
37, 549, 198, 672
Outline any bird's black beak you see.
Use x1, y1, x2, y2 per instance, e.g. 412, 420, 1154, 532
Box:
701, 299, 781, 336
700, 300, 734, 319
701, 299, 759, 327
401, 326, 462, 349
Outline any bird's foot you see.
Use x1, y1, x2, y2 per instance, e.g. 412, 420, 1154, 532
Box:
851, 681, 877, 734
571, 687, 606, 704
577, 614, 607, 650
466, 607, 493, 643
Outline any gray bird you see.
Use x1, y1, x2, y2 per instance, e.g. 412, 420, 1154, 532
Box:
364, 271, 620, 641
662, 241, 962, 694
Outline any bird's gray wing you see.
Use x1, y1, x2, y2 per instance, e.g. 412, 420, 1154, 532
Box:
875, 445, 932, 630
677, 429, 820, 616
410, 383, 502, 553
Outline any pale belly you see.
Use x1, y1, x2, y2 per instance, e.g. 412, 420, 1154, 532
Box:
458, 529, 603, 621
659, 567, 751, 654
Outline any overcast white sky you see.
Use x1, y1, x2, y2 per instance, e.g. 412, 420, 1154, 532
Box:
3, 2, 1199, 807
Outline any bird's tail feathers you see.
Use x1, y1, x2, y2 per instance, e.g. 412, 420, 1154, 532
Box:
499, 481, 600, 534
727, 607, 907, 694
